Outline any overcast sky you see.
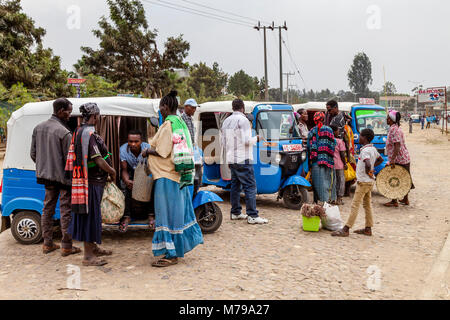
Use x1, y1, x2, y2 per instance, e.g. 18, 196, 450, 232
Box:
21, 0, 450, 94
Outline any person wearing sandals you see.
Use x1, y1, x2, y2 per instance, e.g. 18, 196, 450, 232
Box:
383, 110, 414, 207
142, 91, 204, 268
118, 130, 154, 233
30, 98, 81, 256
66, 103, 116, 266
332, 129, 384, 237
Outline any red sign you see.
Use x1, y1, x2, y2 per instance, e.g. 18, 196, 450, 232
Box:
282, 144, 303, 152
67, 78, 87, 85
359, 98, 375, 105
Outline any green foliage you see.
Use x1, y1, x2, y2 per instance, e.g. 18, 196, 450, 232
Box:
187, 62, 228, 100
382, 81, 397, 95
75, 0, 190, 98
348, 52, 373, 96
228, 70, 259, 98
0, 0, 71, 97
80, 74, 120, 97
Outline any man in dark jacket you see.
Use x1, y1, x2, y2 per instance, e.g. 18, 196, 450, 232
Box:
30, 98, 80, 256
325, 100, 346, 139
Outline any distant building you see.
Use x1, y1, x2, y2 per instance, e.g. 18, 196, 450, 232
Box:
379, 95, 411, 109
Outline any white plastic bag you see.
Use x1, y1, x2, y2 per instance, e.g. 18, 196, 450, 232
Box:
321, 202, 344, 231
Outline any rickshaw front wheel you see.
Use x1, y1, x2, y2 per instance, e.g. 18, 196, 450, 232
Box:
283, 185, 308, 210
195, 203, 223, 234
11, 211, 43, 245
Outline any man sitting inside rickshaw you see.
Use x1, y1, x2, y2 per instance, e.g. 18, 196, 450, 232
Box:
118, 130, 155, 232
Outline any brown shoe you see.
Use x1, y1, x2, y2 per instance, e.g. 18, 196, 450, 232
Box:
354, 228, 372, 236
43, 244, 60, 254
61, 246, 82, 257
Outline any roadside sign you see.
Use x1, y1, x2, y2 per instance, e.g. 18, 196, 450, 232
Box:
359, 98, 375, 105
417, 88, 445, 103
67, 78, 87, 85
67, 78, 87, 98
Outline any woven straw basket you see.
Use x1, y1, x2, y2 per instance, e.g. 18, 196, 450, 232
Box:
376, 166, 412, 200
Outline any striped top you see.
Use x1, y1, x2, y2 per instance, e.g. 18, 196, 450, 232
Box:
307, 125, 337, 168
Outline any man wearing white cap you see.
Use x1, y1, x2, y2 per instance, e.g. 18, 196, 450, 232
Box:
181, 98, 199, 146
182, 98, 202, 196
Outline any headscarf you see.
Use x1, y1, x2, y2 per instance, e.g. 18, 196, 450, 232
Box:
314, 112, 325, 129
80, 103, 100, 122
389, 110, 398, 122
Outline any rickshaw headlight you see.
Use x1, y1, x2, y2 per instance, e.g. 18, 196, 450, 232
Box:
275, 154, 282, 164
301, 151, 307, 162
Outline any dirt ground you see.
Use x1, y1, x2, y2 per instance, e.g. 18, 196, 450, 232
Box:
0, 123, 449, 300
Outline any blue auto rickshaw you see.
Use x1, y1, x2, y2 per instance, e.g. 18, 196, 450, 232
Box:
1, 97, 223, 245
187, 101, 311, 210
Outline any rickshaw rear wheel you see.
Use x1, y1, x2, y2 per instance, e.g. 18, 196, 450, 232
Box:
11, 211, 42, 245
283, 185, 308, 210
195, 203, 223, 234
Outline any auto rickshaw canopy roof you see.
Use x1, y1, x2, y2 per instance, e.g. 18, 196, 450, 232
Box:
5, 97, 160, 171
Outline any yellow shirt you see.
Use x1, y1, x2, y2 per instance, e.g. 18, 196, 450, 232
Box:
147, 121, 181, 183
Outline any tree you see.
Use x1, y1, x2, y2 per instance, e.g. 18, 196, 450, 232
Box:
80, 74, 120, 97
227, 70, 259, 98
75, 0, 190, 98
348, 52, 373, 96
187, 62, 228, 100
0, 0, 70, 97
382, 81, 397, 95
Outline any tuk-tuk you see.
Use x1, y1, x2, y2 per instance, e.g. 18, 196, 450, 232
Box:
190, 101, 311, 210
0, 97, 223, 245
293, 102, 388, 174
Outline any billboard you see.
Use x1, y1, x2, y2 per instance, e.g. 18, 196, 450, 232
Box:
418, 88, 445, 103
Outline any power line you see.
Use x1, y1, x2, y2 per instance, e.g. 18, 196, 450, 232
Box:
158, 0, 252, 25
142, 0, 254, 28
181, 0, 272, 25
283, 31, 307, 90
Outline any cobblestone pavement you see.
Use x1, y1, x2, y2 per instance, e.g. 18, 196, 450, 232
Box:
0, 124, 449, 300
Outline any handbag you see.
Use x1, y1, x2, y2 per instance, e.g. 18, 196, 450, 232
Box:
132, 159, 153, 202
344, 162, 356, 182
101, 182, 125, 224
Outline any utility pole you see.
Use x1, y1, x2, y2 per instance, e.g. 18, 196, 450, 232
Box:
254, 22, 274, 101
283, 72, 295, 103
288, 84, 297, 104
278, 22, 288, 102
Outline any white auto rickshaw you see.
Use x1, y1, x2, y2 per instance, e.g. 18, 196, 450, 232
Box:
0, 97, 223, 245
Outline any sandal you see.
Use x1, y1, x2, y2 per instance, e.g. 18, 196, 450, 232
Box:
93, 246, 113, 257
354, 229, 372, 236
43, 244, 60, 254
383, 201, 399, 208
118, 217, 130, 233
61, 246, 82, 257
331, 229, 349, 237
399, 199, 410, 206
151, 258, 178, 268
149, 216, 156, 231
82, 258, 108, 267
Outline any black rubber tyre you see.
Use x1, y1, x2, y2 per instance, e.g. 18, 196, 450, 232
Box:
11, 211, 43, 245
195, 203, 223, 234
283, 185, 308, 210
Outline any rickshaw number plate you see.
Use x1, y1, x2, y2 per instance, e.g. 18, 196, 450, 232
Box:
283, 144, 303, 152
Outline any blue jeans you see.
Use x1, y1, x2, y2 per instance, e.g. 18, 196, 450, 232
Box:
229, 162, 258, 218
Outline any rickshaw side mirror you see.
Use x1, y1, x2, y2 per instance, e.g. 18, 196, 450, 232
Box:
150, 117, 159, 128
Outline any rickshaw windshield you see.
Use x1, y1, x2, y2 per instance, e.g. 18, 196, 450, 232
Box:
256, 110, 301, 141
355, 109, 389, 135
